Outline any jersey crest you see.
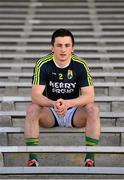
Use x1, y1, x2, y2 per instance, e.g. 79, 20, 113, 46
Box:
67, 70, 73, 79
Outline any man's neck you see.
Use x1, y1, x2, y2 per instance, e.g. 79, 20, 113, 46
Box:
53, 55, 71, 68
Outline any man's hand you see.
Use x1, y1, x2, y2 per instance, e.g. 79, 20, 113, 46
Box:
54, 98, 70, 116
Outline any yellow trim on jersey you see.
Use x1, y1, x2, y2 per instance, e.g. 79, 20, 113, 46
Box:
72, 54, 93, 86
85, 141, 96, 146
33, 53, 53, 85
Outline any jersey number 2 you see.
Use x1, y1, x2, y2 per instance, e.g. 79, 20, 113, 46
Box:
59, 73, 63, 80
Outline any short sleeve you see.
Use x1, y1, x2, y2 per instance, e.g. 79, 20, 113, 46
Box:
32, 62, 46, 85
78, 64, 93, 87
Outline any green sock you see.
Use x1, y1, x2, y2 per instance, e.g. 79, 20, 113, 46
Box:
25, 138, 39, 161
85, 136, 99, 161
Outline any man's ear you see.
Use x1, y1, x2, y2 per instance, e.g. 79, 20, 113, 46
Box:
51, 47, 54, 53
72, 47, 74, 53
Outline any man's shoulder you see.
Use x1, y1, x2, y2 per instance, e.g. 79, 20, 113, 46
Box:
71, 54, 88, 66
35, 53, 53, 65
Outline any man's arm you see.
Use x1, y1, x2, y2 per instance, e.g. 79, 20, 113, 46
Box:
57, 86, 95, 110
67, 86, 95, 108
31, 85, 55, 107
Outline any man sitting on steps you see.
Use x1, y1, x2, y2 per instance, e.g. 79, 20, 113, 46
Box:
24, 28, 101, 167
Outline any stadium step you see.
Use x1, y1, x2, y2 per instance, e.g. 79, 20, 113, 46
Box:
0, 145, 123, 177
0, 71, 124, 78
0, 166, 123, 175
0, 145, 123, 153
0, 62, 124, 68
0, 81, 124, 87
0, 110, 124, 118
0, 126, 124, 133
0, 95, 124, 102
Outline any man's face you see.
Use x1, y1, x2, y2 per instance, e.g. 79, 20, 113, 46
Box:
52, 36, 74, 62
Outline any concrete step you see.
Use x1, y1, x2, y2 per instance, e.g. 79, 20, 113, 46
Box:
0, 8, 87, 13
0, 62, 123, 68
1, 24, 124, 30
1, 145, 124, 153
0, 146, 124, 168
1, 37, 124, 43
0, 30, 124, 36
0, 166, 123, 175
0, 1, 85, 7
1, 45, 124, 51
1, 52, 124, 60
1, 19, 124, 24
0, 96, 124, 112
0, 95, 124, 102
0, 13, 124, 18
0, 72, 124, 78
0, 126, 124, 133
0, 81, 124, 87
0, 82, 123, 97
0, 1, 123, 6
0, 110, 124, 117
0, 126, 123, 146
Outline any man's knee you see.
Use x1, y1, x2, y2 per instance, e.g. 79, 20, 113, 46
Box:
26, 103, 41, 117
85, 103, 100, 117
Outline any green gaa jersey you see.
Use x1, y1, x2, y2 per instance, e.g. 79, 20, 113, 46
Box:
32, 53, 93, 100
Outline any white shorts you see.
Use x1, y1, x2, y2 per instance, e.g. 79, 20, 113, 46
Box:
50, 107, 77, 128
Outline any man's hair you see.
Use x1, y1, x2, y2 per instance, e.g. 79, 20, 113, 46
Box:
51, 28, 75, 46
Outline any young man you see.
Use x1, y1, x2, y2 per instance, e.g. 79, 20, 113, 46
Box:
24, 28, 100, 167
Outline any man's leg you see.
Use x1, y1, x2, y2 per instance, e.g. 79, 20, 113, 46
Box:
24, 103, 55, 166
84, 103, 100, 166
72, 102, 100, 166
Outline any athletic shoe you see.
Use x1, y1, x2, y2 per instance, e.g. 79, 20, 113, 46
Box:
85, 159, 95, 167
27, 159, 39, 167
